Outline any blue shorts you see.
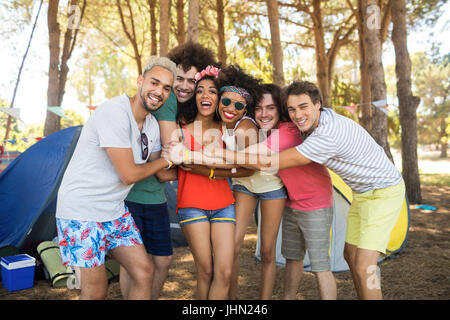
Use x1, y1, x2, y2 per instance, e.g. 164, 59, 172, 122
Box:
232, 184, 287, 200
56, 210, 143, 268
125, 201, 173, 256
178, 204, 236, 226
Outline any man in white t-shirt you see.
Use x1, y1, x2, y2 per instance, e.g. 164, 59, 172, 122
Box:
55, 56, 177, 300
164, 81, 405, 300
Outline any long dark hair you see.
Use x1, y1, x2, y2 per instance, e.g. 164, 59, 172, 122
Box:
257, 83, 290, 122
177, 76, 221, 125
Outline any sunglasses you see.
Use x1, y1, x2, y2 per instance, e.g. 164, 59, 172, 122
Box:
141, 132, 148, 160
221, 97, 246, 110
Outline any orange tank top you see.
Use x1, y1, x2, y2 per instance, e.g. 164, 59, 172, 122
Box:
176, 124, 235, 211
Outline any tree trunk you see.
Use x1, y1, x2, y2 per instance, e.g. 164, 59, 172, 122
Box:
217, 0, 227, 65
356, 0, 372, 132
187, 0, 199, 42
45, 0, 62, 136
362, 0, 393, 161
311, 0, 330, 107
117, 0, 142, 74
440, 118, 448, 158
391, 0, 421, 203
176, 0, 185, 45
159, 0, 170, 56
266, 0, 284, 86
45, 0, 84, 136
148, 0, 157, 55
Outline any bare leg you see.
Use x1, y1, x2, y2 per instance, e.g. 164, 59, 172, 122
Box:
79, 265, 108, 300
182, 221, 213, 300
344, 242, 362, 298
110, 244, 153, 300
229, 192, 258, 299
355, 248, 382, 300
209, 222, 235, 300
151, 254, 174, 299
259, 198, 285, 299
283, 259, 303, 300
344, 243, 382, 299
315, 271, 337, 300
119, 264, 131, 299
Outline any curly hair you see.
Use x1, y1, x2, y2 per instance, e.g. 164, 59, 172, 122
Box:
218, 65, 262, 118
177, 75, 222, 125
168, 41, 216, 73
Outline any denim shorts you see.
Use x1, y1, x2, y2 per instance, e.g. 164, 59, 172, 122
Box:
178, 204, 236, 226
232, 184, 287, 200
125, 201, 173, 256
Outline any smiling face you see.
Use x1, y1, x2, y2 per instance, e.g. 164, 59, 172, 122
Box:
254, 93, 280, 131
286, 94, 321, 134
137, 66, 173, 112
218, 91, 247, 128
195, 78, 218, 118
173, 66, 198, 103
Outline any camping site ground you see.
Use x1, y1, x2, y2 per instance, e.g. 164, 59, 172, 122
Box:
0, 146, 449, 300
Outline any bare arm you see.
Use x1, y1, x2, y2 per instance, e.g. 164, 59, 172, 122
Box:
163, 141, 312, 173
158, 120, 180, 145
179, 164, 254, 179
149, 151, 177, 182
105, 147, 169, 185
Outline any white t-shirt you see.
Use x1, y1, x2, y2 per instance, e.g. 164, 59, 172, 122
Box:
56, 94, 161, 222
296, 108, 402, 193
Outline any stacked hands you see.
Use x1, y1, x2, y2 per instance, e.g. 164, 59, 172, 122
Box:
162, 141, 188, 165
162, 140, 280, 174
162, 141, 220, 165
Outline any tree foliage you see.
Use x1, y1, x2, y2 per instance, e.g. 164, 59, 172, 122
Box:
413, 51, 450, 156
1, 0, 448, 163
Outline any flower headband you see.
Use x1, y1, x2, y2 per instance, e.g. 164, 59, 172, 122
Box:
220, 86, 252, 104
194, 65, 221, 83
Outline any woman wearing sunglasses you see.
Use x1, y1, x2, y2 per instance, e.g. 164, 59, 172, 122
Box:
214, 66, 287, 300
175, 65, 253, 300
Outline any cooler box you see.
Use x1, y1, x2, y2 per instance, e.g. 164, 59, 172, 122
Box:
1, 254, 36, 292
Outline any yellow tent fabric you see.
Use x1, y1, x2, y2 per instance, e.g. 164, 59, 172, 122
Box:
255, 170, 410, 271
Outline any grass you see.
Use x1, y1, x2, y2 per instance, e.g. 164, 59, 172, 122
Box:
420, 173, 450, 187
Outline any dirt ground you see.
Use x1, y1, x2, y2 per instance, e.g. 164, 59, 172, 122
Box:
1, 184, 448, 301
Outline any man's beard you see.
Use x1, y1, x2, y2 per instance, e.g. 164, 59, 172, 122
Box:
140, 88, 162, 112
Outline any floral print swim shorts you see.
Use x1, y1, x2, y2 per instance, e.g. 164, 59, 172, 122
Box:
56, 210, 143, 268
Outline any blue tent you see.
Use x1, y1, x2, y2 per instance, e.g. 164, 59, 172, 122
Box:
0, 126, 83, 250
0, 126, 186, 251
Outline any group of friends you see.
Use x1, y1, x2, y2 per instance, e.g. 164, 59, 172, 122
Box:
55, 42, 405, 300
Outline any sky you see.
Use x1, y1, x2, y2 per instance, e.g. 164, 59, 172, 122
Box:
0, 2, 449, 129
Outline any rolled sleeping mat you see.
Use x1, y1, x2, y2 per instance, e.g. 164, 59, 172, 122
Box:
37, 241, 73, 288
105, 258, 120, 283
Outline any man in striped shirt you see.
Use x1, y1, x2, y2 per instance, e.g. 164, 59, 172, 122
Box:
163, 80, 405, 300
280, 82, 405, 300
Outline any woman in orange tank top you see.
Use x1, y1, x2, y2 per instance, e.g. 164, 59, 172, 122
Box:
176, 66, 252, 300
